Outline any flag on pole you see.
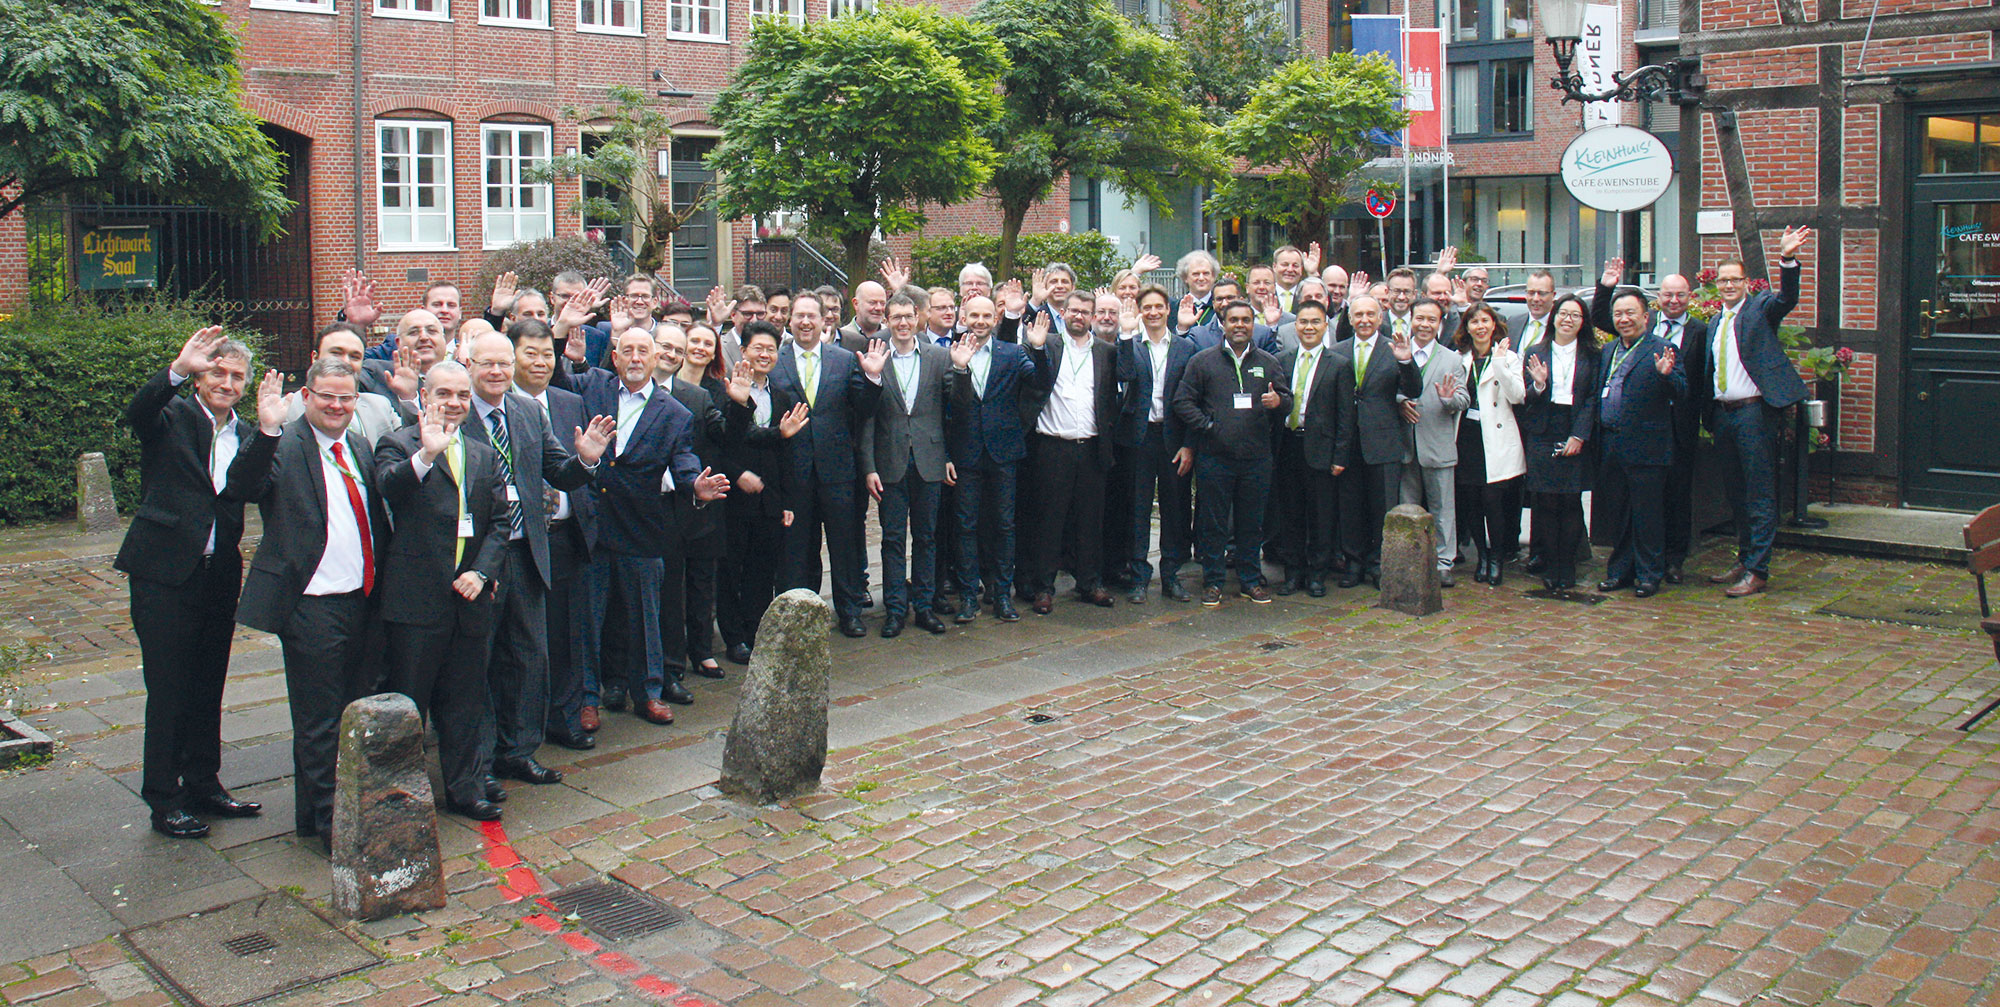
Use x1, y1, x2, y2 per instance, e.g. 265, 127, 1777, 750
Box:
1351, 14, 1405, 148
1405, 29, 1443, 148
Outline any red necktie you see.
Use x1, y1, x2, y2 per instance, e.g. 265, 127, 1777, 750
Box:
329, 442, 375, 595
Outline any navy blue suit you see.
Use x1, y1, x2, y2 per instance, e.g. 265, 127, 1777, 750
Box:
1596, 333, 1687, 586
771, 341, 883, 620
1117, 334, 1199, 587
1711, 261, 1807, 577
947, 339, 1052, 604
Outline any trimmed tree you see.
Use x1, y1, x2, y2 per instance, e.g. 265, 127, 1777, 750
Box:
1168, 0, 1293, 124
0, 0, 291, 236
1205, 53, 1408, 249
971, 0, 1221, 278
529, 86, 707, 278
708, 6, 1005, 288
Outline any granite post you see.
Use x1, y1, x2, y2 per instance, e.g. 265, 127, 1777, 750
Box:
1379, 504, 1444, 616
331, 693, 446, 921
76, 452, 118, 533
719, 589, 833, 804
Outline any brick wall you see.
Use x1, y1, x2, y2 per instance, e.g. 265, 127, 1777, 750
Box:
1843, 32, 1993, 74
1840, 230, 1878, 332
1841, 106, 1879, 208
0, 205, 21, 314
1736, 110, 1818, 208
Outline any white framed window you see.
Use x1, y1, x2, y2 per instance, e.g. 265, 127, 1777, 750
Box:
482, 124, 554, 249
481, 0, 548, 26
375, 0, 448, 18
377, 120, 455, 251
250, 0, 335, 12
828, 0, 872, 15
578, 0, 640, 33
750, 0, 803, 24
667, 0, 725, 38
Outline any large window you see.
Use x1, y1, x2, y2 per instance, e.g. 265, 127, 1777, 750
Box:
482, 0, 547, 27
578, 0, 638, 33
829, 0, 874, 14
667, 0, 724, 37
1449, 64, 1480, 135
377, 121, 453, 250
749, 0, 803, 23
1924, 114, 2000, 175
482, 124, 552, 249
375, 0, 447, 18
1492, 58, 1533, 134
1456, 0, 1528, 39
1069, 174, 1102, 234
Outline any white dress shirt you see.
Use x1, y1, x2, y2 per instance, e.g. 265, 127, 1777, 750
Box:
1550, 340, 1578, 406
1037, 336, 1097, 439
305, 426, 369, 596
1144, 331, 1173, 423
168, 371, 239, 555
1713, 306, 1761, 401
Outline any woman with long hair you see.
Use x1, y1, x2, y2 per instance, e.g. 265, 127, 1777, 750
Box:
678, 323, 730, 678
1520, 294, 1599, 591
1453, 304, 1527, 585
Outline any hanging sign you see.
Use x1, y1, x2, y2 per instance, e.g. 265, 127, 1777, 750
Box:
78, 225, 160, 290
1559, 125, 1673, 213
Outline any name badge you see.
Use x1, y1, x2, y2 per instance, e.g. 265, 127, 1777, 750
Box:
1466, 407, 1481, 421
1602, 383, 1613, 399
505, 485, 521, 503
457, 515, 476, 538
1233, 394, 1253, 411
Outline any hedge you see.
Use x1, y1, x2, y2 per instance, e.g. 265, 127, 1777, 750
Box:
473, 236, 622, 308
0, 298, 265, 525
909, 232, 1126, 291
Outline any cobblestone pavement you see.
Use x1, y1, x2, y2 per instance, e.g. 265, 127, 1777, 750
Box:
3, 533, 1998, 1007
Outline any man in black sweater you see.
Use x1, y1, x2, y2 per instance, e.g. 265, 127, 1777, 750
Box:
1171, 301, 1291, 606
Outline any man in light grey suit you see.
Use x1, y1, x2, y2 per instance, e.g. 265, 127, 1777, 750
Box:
861, 291, 953, 638
1397, 301, 1470, 586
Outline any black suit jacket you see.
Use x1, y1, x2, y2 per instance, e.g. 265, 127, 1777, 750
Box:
1277, 344, 1352, 473
772, 342, 882, 485
1331, 335, 1424, 466
1115, 333, 1199, 453
1592, 282, 1710, 447
670, 378, 727, 554
1714, 261, 1808, 408
1520, 341, 1602, 445
1597, 334, 1688, 467
721, 382, 798, 520
560, 370, 703, 558
372, 425, 510, 626
459, 392, 596, 590
115, 369, 278, 587
233, 420, 393, 634
1021, 338, 1121, 467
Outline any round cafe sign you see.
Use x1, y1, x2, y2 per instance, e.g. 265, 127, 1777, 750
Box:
1559, 124, 1674, 213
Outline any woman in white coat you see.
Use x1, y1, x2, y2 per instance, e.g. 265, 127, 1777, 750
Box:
1453, 304, 1526, 585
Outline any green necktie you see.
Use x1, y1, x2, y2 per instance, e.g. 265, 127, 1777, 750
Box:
445, 435, 466, 566
1290, 348, 1316, 429
799, 351, 819, 409
1523, 318, 1542, 349
1713, 311, 1734, 395
1354, 339, 1370, 387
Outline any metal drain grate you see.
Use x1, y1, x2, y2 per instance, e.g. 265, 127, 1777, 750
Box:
222, 933, 277, 957
1024, 712, 1058, 724
1906, 606, 1949, 617
548, 882, 690, 941
1257, 640, 1298, 651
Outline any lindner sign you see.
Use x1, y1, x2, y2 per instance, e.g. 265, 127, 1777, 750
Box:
1559, 125, 1673, 213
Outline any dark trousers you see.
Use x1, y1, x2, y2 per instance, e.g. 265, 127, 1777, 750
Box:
1665, 429, 1696, 567
1600, 455, 1668, 584
878, 465, 941, 617
956, 457, 1018, 601
1339, 460, 1402, 575
1273, 431, 1337, 580
785, 478, 865, 619
1531, 492, 1587, 582
1026, 435, 1108, 596
934, 481, 960, 601
543, 522, 589, 736
582, 551, 668, 704
386, 594, 499, 808
1129, 422, 1191, 586
1458, 477, 1522, 556
1100, 443, 1134, 587
1714, 401, 1781, 575
486, 540, 548, 764
1194, 452, 1273, 589
276, 591, 372, 838
684, 551, 718, 665
718, 509, 784, 649
131, 557, 240, 815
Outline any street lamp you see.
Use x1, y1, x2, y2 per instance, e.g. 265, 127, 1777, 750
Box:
1539, 0, 1706, 106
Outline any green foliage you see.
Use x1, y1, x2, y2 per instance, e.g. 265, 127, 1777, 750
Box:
909, 231, 1124, 290
473, 237, 621, 307
709, 5, 1006, 284
970, 0, 1220, 276
0, 0, 292, 237
527, 86, 695, 276
1206, 54, 1407, 248
0, 297, 265, 524
1168, 0, 1293, 123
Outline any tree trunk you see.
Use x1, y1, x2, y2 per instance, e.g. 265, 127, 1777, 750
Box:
841, 232, 873, 300
995, 200, 1031, 282
1288, 212, 1330, 253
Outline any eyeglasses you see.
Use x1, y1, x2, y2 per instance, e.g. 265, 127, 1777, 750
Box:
306, 390, 358, 405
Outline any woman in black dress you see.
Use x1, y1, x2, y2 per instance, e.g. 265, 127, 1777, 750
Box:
1520, 293, 1599, 590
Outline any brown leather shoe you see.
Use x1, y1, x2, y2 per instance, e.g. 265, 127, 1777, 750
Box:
1708, 564, 1746, 585
1724, 573, 1768, 598
1032, 592, 1054, 615
579, 706, 600, 733
1079, 588, 1115, 608
637, 699, 676, 725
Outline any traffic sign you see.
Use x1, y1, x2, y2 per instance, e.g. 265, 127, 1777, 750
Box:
1365, 190, 1396, 219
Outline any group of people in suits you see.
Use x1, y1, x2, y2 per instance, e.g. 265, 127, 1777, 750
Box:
116, 226, 1809, 842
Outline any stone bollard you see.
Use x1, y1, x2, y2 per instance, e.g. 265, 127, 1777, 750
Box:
76, 452, 118, 533
720, 589, 833, 804
1379, 504, 1444, 617
331, 693, 446, 921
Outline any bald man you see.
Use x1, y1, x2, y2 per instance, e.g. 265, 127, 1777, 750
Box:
838, 281, 889, 352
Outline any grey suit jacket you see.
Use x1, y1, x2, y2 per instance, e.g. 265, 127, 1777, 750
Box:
1399, 345, 1471, 468
1273, 321, 1299, 357
859, 342, 951, 484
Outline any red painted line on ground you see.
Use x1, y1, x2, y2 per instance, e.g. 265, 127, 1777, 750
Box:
596, 951, 642, 975
632, 976, 682, 998
560, 932, 602, 954
504, 866, 541, 897
478, 819, 523, 869
673, 995, 712, 1007
522, 913, 560, 932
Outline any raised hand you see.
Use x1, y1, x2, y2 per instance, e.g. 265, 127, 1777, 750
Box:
1525, 353, 1550, 389
1177, 294, 1198, 331
1451, 276, 1470, 306
692, 466, 730, 501
418, 404, 455, 462
1119, 299, 1139, 334
727, 359, 754, 405
1029, 268, 1049, 307
1435, 246, 1458, 273
390, 345, 421, 402
609, 295, 639, 337
1024, 312, 1050, 349
1262, 299, 1283, 327
1437, 373, 1462, 401
1261, 386, 1281, 409
342, 269, 380, 328
859, 338, 889, 377
563, 328, 587, 364
1600, 257, 1625, 289
255, 369, 287, 434
879, 255, 910, 292
573, 414, 616, 465
705, 285, 728, 326
555, 282, 602, 335
490, 271, 518, 314
1304, 241, 1323, 276
1778, 224, 1812, 258
949, 333, 976, 369
172, 325, 228, 377
998, 278, 1027, 316
1655, 344, 1678, 375
1133, 252, 1162, 275
777, 402, 811, 437
1348, 271, 1370, 302
1389, 325, 1413, 363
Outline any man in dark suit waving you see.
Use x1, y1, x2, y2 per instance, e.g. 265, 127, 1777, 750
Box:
1595, 289, 1689, 598
946, 295, 1053, 624
861, 291, 953, 637
1117, 286, 1199, 602
1705, 226, 1812, 597
1331, 295, 1421, 588
118, 327, 283, 838
233, 357, 392, 847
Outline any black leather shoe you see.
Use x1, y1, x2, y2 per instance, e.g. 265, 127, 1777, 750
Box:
1634, 581, 1662, 598
690, 660, 725, 679
839, 615, 867, 638
151, 810, 210, 839
1473, 553, 1491, 584
956, 597, 980, 624
495, 759, 563, 785
1163, 577, 1191, 602
447, 799, 504, 822
1480, 565, 1497, 587
1274, 578, 1296, 597
662, 680, 696, 705
1523, 554, 1548, 574
914, 610, 947, 635
547, 730, 596, 751
1543, 575, 1561, 591
602, 688, 629, 712
1664, 565, 1684, 585
1597, 577, 1633, 593
1338, 571, 1364, 589
881, 615, 905, 639
994, 597, 1021, 622
188, 791, 262, 818
726, 643, 753, 665
860, 592, 875, 609
1306, 578, 1327, 598
485, 778, 508, 802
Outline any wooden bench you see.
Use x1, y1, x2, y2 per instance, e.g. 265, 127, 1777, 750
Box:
1957, 503, 2000, 731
